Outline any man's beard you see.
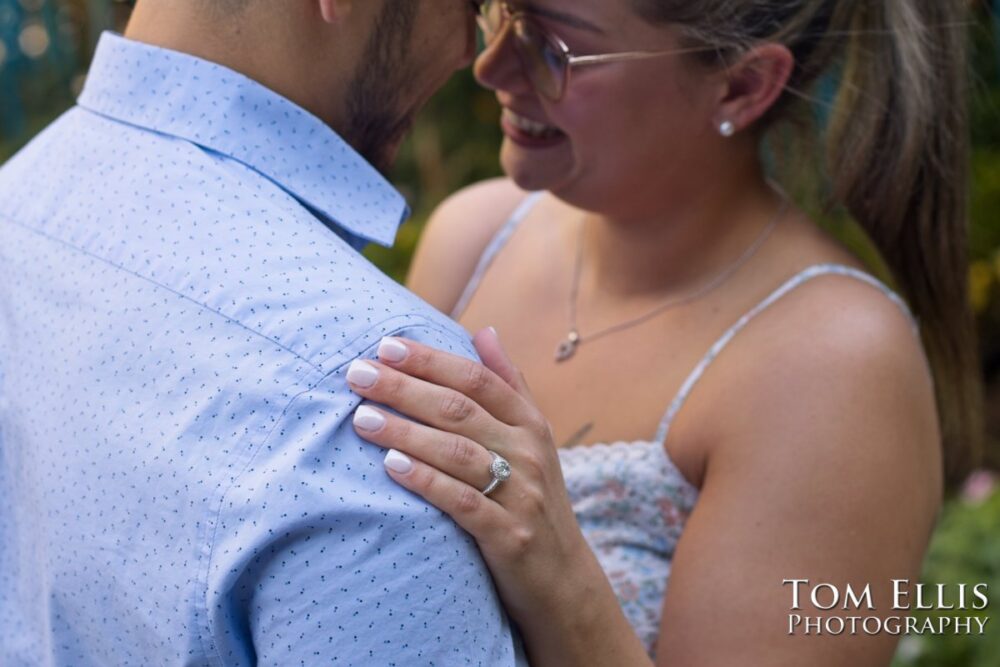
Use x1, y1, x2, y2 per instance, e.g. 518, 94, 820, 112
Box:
343, 2, 420, 175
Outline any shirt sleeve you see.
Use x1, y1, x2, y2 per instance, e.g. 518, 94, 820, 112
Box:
203, 322, 528, 667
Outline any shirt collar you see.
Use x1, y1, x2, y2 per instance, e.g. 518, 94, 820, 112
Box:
77, 32, 409, 248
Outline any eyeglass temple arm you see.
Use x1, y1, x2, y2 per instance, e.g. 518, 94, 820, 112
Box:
568, 47, 712, 67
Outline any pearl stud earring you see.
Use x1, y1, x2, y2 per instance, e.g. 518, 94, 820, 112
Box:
719, 120, 736, 137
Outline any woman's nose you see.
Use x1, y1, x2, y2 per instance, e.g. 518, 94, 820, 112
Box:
473, 25, 532, 95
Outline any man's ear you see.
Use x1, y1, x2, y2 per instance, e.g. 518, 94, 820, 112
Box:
713, 43, 794, 134
317, 0, 353, 24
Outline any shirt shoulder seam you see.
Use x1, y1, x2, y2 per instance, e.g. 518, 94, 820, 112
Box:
1, 215, 462, 374
2, 214, 325, 372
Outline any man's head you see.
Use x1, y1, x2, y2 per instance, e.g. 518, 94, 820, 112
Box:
125, 0, 479, 173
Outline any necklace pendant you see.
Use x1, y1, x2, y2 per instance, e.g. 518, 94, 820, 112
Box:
555, 330, 580, 363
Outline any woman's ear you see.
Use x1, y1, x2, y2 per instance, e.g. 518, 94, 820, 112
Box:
713, 43, 794, 135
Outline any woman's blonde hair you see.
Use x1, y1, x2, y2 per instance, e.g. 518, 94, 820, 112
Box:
634, 0, 983, 488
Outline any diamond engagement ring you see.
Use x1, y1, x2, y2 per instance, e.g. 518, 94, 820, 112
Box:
481, 451, 512, 497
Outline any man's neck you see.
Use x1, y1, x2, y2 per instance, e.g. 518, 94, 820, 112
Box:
123, 0, 349, 130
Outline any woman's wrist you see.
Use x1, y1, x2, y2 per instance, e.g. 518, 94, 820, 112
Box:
511, 543, 655, 667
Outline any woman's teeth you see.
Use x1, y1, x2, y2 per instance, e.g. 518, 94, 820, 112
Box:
503, 109, 562, 139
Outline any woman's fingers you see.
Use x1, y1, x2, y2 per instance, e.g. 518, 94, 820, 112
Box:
353, 403, 496, 493
346, 357, 510, 448
373, 336, 534, 427
353, 417, 508, 540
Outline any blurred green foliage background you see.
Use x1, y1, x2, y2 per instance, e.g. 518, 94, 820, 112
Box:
1, 1, 998, 664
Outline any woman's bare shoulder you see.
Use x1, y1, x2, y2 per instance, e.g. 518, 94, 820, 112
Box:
712, 266, 939, 486
407, 177, 531, 315
660, 273, 941, 665
672, 246, 940, 486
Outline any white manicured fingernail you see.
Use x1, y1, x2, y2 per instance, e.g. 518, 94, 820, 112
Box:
354, 405, 385, 431
378, 337, 409, 363
347, 360, 379, 388
384, 449, 413, 474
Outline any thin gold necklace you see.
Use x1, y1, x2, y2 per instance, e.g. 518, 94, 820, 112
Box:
554, 197, 789, 362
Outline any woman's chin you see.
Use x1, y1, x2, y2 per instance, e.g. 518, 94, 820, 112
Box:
500, 139, 574, 194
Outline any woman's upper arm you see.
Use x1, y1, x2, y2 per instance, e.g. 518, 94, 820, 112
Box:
654, 282, 941, 667
407, 177, 527, 316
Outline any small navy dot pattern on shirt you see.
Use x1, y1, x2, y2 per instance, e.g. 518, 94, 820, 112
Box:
0, 32, 526, 667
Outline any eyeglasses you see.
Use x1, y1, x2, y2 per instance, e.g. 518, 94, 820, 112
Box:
476, 0, 711, 101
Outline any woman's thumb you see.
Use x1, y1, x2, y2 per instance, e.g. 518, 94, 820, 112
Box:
473, 327, 535, 400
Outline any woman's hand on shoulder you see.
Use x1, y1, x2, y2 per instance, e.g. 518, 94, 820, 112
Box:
657, 276, 941, 667
346, 329, 654, 664
407, 177, 528, 315
344, 328, 600, 620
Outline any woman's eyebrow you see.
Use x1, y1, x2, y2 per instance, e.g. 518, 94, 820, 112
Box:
518, 2, 605, 34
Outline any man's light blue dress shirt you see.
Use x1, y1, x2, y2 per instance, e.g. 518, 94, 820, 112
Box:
0, 33, 525, 666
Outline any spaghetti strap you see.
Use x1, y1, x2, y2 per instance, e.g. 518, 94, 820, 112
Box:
653, 263, 920, 445
450, 191, 545, 319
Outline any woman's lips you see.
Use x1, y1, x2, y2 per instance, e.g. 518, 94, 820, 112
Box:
501, 108, 567, 148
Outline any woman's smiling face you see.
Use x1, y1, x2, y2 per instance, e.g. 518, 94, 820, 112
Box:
473, 0, 723, 213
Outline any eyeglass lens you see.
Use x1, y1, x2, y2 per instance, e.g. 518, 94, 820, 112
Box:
478, 0, 569, 100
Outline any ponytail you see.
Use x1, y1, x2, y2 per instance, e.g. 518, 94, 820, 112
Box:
827, 0, 982, 487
